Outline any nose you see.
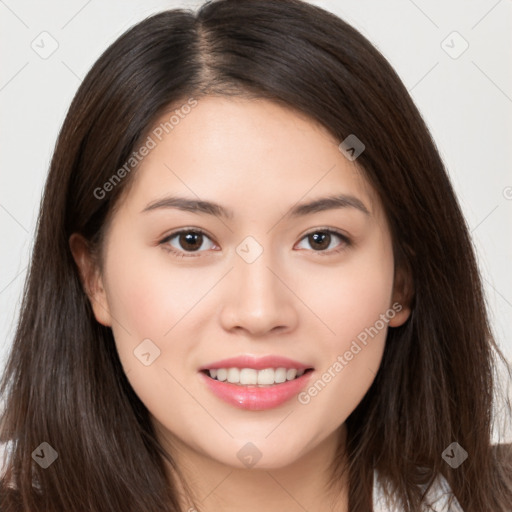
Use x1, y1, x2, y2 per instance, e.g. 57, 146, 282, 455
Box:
219, 248, 299, 337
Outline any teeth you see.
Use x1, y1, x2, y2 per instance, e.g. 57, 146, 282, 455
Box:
286, 368, 297, 381
206, 367, 308, 385
240, 368, 258, 385
259, 368, 281, 385
227, 368, 240, 383
274, 368, 287, 383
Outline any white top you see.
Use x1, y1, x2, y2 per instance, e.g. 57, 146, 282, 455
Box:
373, 470, 464, 511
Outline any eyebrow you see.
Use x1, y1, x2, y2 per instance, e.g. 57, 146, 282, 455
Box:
141, 193, 370, 219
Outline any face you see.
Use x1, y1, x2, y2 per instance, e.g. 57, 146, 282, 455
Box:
71, 96, 410, 471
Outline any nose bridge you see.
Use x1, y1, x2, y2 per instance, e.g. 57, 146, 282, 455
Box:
220, 234, 297, 335
235, 237, 282, 308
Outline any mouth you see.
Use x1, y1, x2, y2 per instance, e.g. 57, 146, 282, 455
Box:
198, 366, 315, 411
200, 367, 315, 387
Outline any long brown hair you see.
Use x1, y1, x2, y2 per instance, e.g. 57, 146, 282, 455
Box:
1, 0, 511, 510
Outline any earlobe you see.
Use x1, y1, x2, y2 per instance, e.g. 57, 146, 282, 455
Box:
68, 233, 112, 327
389, 264, 414, 327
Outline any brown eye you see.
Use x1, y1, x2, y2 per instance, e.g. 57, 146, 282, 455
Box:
161, 229, 216, 256
296, 229, 350, 254
308, 232, 331, 251
178, 232, 203, 251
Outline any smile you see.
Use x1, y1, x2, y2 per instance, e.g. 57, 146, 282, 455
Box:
199, 368, 314, 410
202, 367, 311, 386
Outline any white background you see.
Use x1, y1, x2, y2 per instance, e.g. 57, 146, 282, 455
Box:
1, 0, 511, 419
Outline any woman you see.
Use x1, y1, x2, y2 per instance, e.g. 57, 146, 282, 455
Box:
1, 0, 511, 510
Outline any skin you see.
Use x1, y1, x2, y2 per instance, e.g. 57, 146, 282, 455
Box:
70, 96, 411, 512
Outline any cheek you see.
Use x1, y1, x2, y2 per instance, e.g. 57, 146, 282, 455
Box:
101, 247, 202, 416
102, 242, 218, 376
100, 241, 177, 371
106, 262, 169, 337
309, 244, 394, 351
103, 241, 201, 337
296, 239, 394, 420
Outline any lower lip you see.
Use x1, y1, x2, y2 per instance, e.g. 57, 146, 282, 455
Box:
199, 370, 314, 411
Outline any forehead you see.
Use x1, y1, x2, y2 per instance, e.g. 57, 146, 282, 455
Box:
118, 96, 380, 220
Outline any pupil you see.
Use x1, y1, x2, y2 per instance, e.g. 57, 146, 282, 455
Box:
181, 232, 202, 251
310, 232, 329, 250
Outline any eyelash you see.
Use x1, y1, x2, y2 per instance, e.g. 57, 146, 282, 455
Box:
159, 228, 352, 259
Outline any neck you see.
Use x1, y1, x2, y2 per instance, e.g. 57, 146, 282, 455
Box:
156, 423, 350, 512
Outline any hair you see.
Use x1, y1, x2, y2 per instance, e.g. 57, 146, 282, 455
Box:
1, 0, 511, 510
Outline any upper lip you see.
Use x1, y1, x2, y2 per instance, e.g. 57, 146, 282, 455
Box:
199, 355, 314, 371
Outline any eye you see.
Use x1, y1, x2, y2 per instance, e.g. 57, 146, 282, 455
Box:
295, 229, 351, 255
160, 227, 351, 259
160, 229, 217, 258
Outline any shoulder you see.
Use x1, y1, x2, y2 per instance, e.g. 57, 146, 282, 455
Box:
372, 470, 464, 512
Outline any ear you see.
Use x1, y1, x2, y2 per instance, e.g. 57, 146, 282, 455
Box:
388, 263, 414, 327
69, 233, 112, 327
